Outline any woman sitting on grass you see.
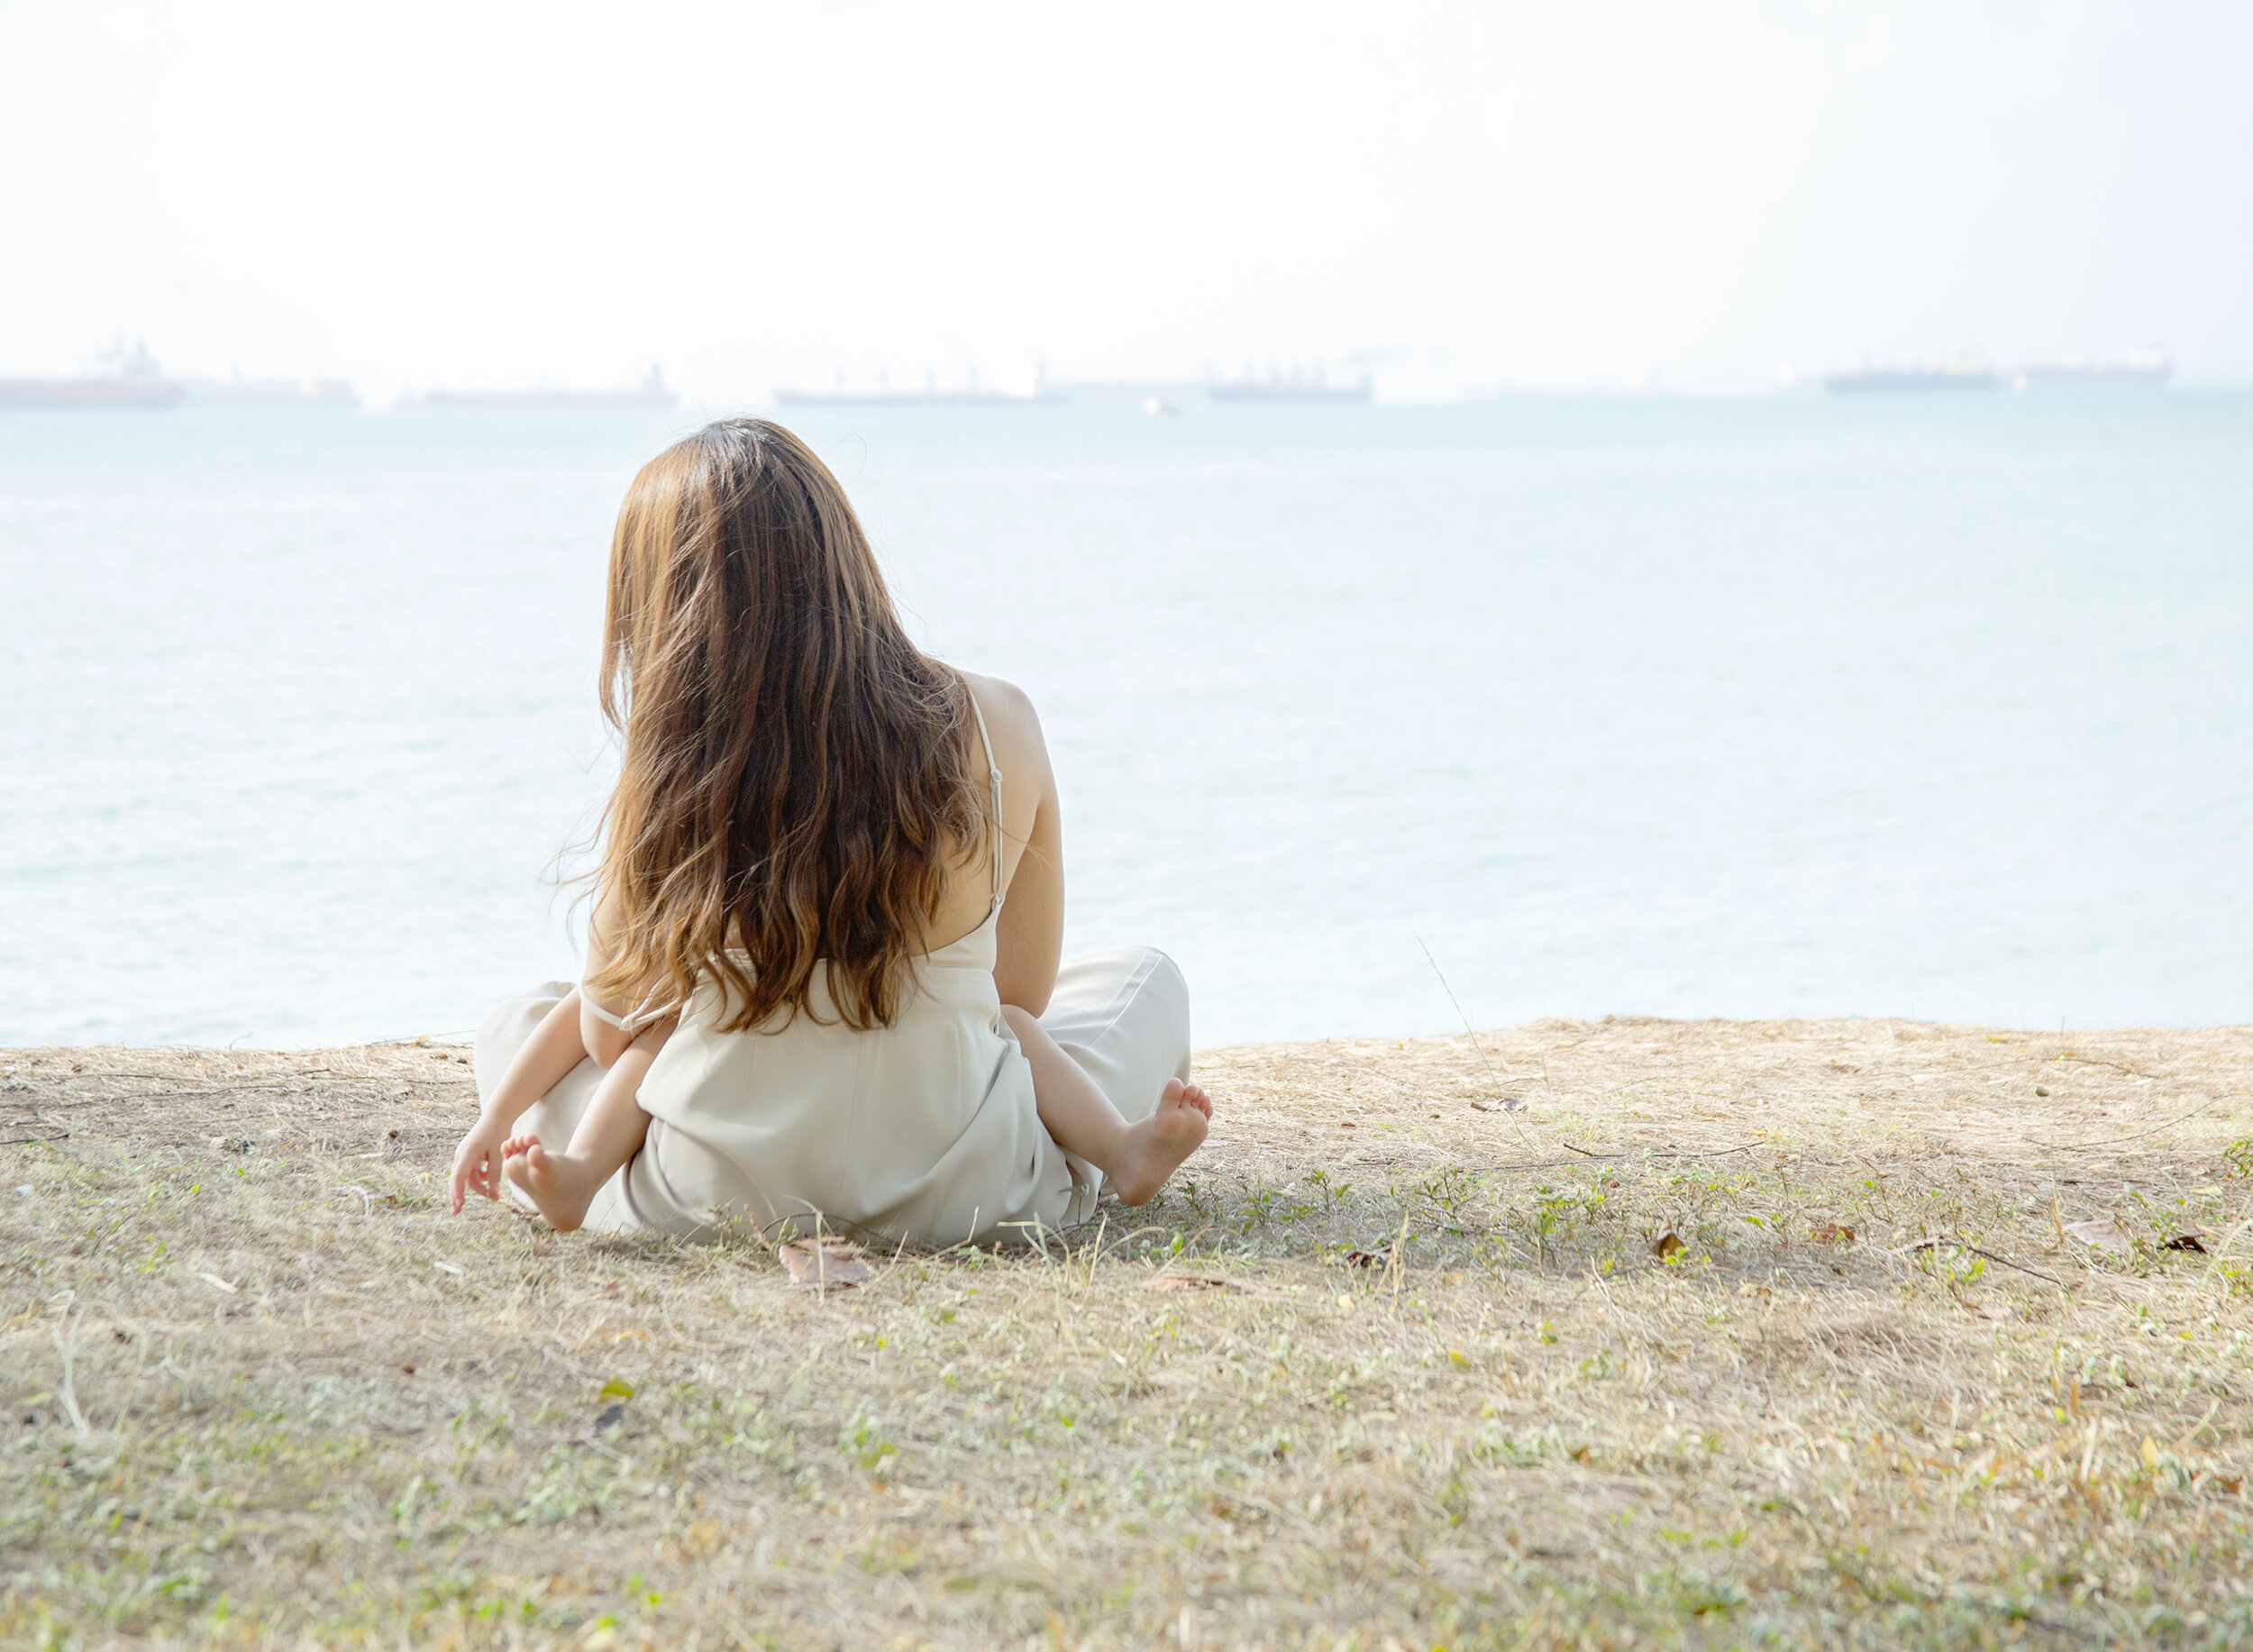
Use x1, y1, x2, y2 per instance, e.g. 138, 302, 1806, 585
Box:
448, 418, 1209, 1244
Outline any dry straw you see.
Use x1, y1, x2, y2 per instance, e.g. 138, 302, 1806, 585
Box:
2, 1017, 2250, 1647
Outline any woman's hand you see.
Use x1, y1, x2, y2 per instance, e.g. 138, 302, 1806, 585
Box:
449, 1115, 514, 1212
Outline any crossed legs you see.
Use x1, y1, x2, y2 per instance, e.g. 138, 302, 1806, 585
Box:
1000, 1004, 1209, 1205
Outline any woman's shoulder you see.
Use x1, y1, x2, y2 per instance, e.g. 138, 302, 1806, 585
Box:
954, 669, 1054, 797
957, 670, 1043, 745
956, 667, 1035, 721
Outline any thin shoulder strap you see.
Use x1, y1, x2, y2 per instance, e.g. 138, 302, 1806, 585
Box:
964, 680, 1006, 909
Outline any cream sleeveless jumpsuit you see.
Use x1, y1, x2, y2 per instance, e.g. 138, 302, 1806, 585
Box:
473, 699, 1190, 1246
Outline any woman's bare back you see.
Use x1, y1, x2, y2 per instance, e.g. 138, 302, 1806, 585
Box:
926, 671, 1066, 1014
581, 669, 1069, 1051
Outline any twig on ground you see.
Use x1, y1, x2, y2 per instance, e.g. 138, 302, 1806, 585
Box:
1082, 1213, 1108, 1294
1481, 1143, 1764, 1173
2201, 1192, 2253, 1282
2048, 1054, 2166, 1081
52, 1300, 91, 1441
1414, 936, 1546, 1154
1904, 1240, 2066, 1289
2176, 1398, 2224, 1451
2028, 1100, 2220, 1153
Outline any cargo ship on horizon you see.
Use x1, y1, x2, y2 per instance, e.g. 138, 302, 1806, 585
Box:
414, 366, 677, 411
0, 339, 182, 409
773, 387, 1063, 409
775, 363, 1062, 409
1826, 352, 2175, 395
1824, 362, 1998, 395
1208, 366, 1371, 403
2011, 354, 2172, 390
0, 343, 365, 411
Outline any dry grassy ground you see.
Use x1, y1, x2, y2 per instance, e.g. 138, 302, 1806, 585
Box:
5, 1018, 2252, 1650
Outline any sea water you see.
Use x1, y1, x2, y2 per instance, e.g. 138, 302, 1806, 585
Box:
2, 394, 2248, 1046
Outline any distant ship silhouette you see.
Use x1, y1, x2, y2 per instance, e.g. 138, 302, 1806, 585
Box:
2012, 355, 2172, 390
0, 339, 182, 409
1824, 362, 1997, 394
415, 366, 678, 410
1826, 354, 2174, 395
1208, 366, 1371, 403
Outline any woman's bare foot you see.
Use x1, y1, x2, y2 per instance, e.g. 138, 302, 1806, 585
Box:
1108, 1080, 1212, 1206
501, 1134, 602, 1233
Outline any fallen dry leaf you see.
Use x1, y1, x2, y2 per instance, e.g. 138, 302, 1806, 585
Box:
778, 1236, 872, 1289
2063, 1218, 2130, 1255
1342, 1248, 1387, 1268
1810, 1223, 1856, 1245
1143, 1273, 1252, 1293
2162, 1233, 2208, 1254
1651, 1232, 1683, 1260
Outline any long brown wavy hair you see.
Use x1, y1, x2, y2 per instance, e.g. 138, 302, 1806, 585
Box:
586, 418, 984, 1031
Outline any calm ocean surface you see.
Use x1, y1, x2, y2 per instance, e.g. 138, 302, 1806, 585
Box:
3, 394, 2248, 1047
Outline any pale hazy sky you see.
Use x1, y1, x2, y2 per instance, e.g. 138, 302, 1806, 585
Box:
4, 1, 2248, 399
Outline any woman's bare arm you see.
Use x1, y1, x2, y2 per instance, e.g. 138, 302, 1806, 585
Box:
579, 889, 644, 1067
450, 988, 589, 1210
985, 679, 1065, 1016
